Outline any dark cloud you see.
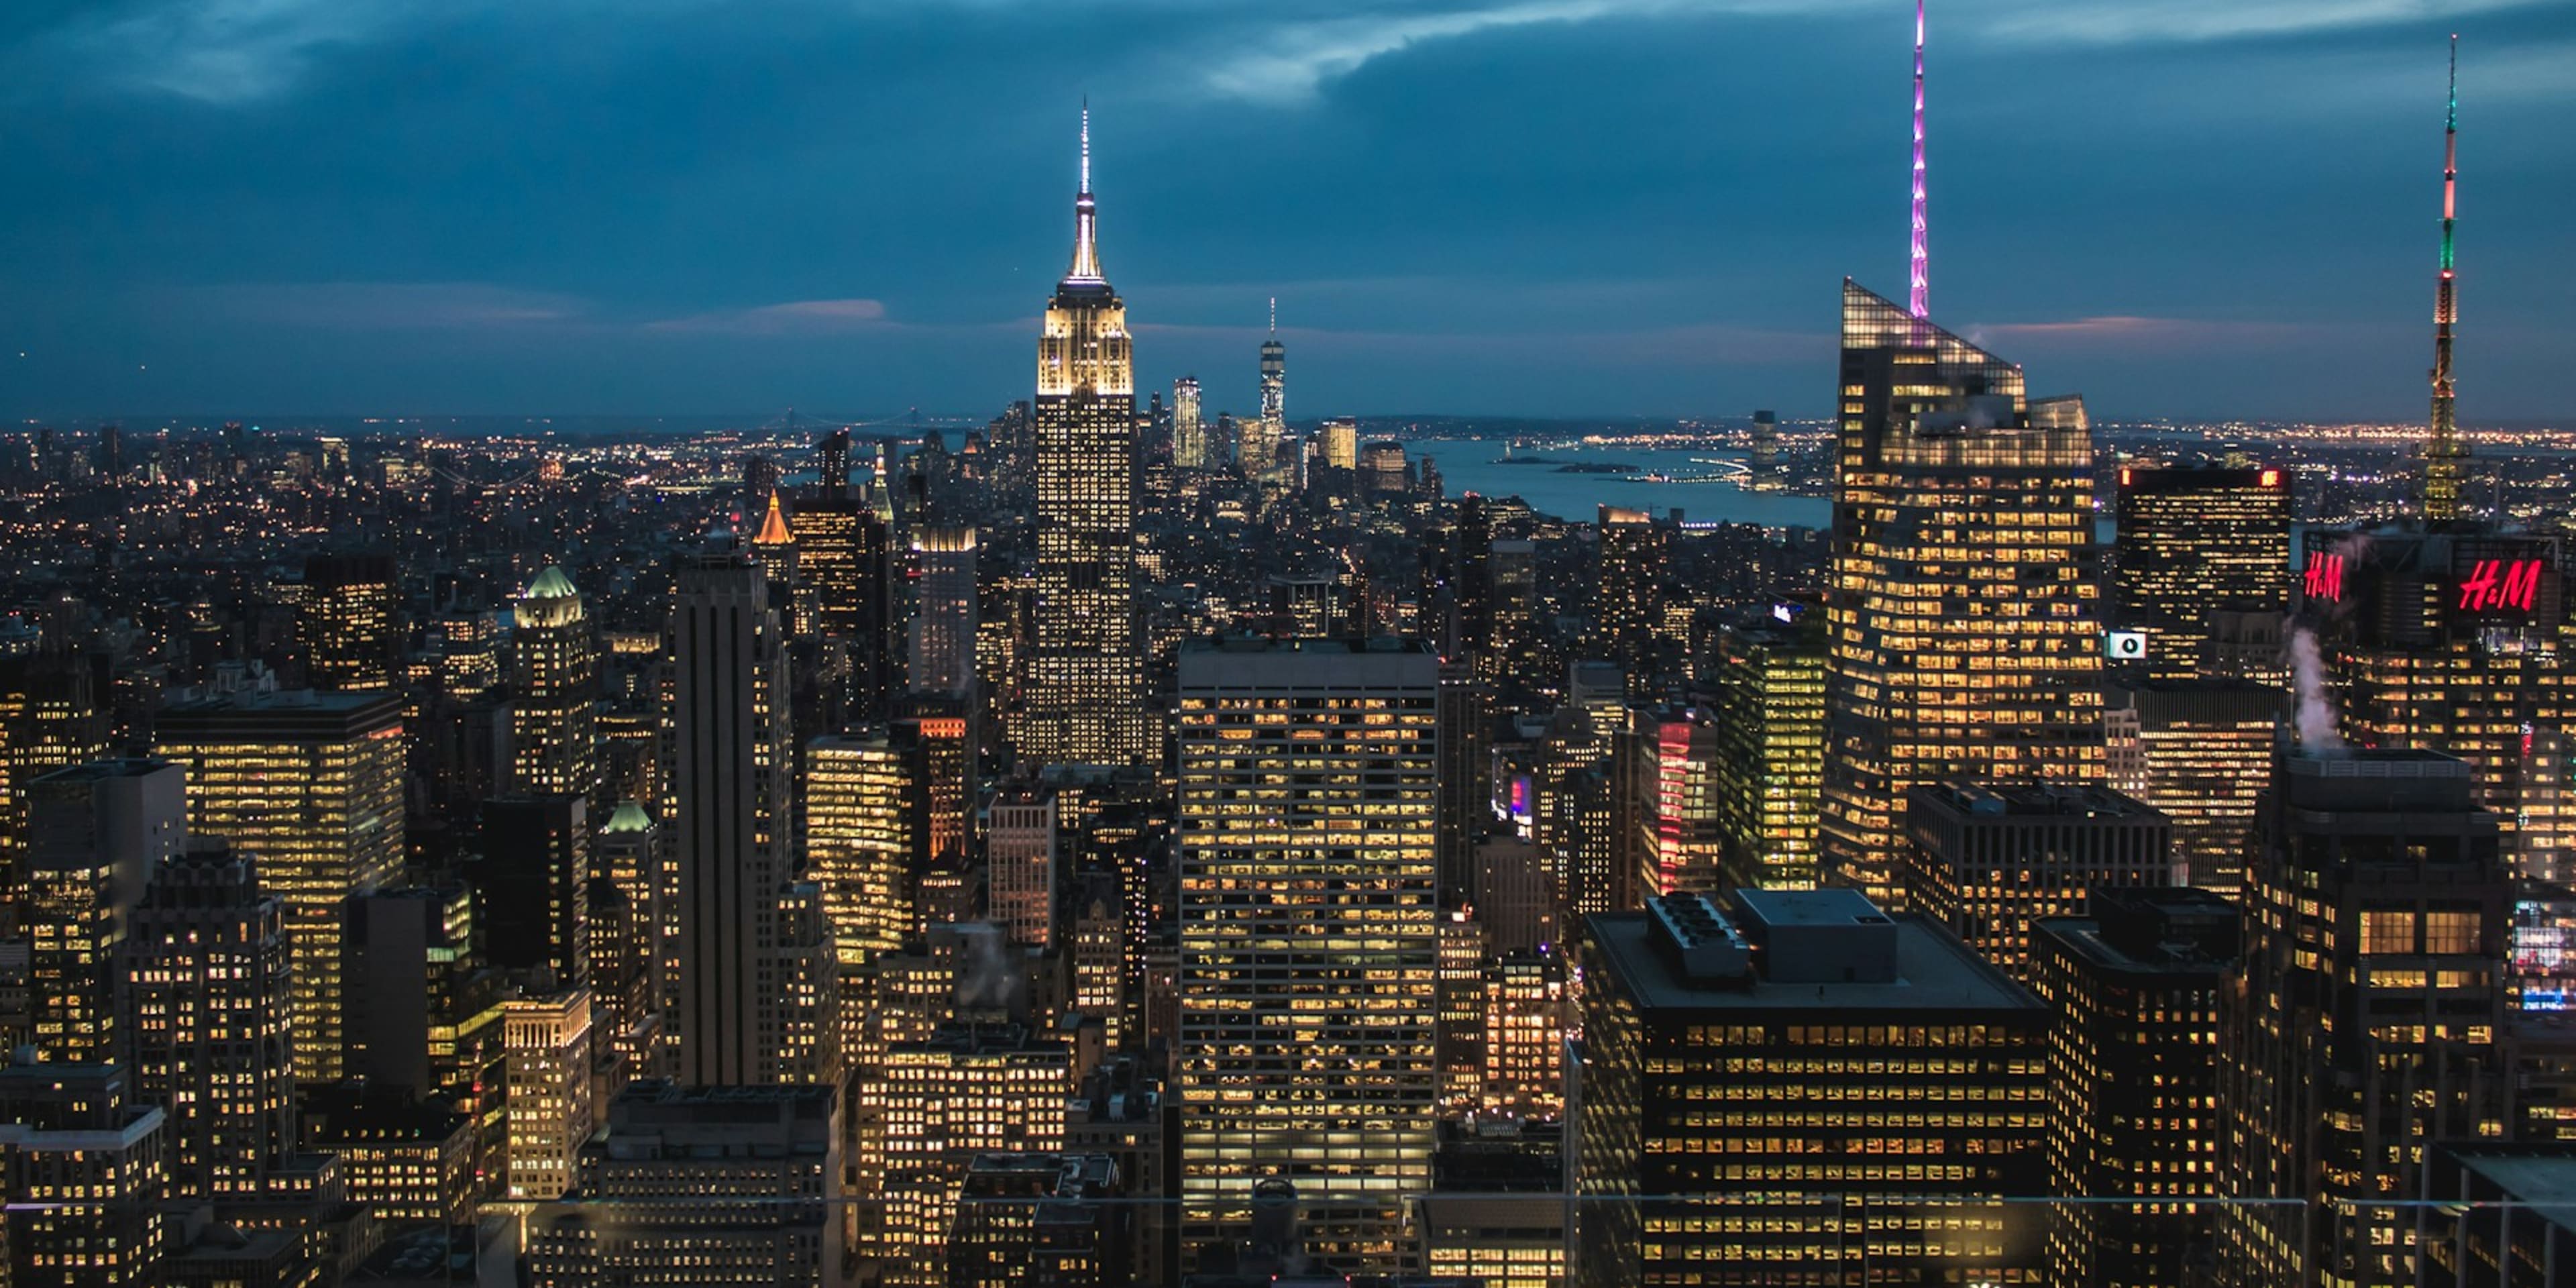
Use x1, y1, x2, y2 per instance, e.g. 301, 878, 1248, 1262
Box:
0, 0, 2569, 421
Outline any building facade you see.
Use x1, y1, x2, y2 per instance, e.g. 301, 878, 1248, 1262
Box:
1176, 639, 1440, 1272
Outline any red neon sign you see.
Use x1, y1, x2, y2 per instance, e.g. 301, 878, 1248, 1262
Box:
2458, 559, 2544, 614
2304, 553, 2345, 602
2260, 469, 2281, 488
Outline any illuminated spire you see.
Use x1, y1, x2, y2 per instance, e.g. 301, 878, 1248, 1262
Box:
1065, 101, 1105, 285
2423, 34, 2466, 521
751, 489, 793, 546
1909, 0, 1929, 319
1269, 295, 1277, 335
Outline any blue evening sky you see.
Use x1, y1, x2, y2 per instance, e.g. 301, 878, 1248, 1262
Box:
1, 0, 2569, 423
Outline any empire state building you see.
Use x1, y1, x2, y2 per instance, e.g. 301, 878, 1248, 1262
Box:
1023, 109, 1148, 765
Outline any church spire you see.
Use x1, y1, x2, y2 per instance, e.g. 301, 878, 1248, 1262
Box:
1065, 103, 1105, 285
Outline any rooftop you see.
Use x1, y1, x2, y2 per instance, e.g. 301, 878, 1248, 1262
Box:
1587, 904, 2035, 1016
1911, 780, 2164, 821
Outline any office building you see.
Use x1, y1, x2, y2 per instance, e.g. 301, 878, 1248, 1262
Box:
2217, 748, 2512, 1287
474, 794, 589, 985
1480, 950, 1566, 1119
1707, 611, 1827, 890
1024, 110, 1147, 766
590, 800, 660, 1079
1176, 638, 1440, 1271
2030, 888, 2238, 1288
502, 987, 595, 1201
1640, 708, 1721, 897
120, 839, 294, 1199
751, 487, 798, 590
158, 689, 406, 1081
1254, 301, 1285, 485
1436, 661, 1490, 903
2104, 677, 2279, 900
877, 1022, 1072, 1287
807, 731, 916, 962
299, 552, 399, 692
910, 525, 979, 699
1360, 440, 1408, 499
990, 787, 1059, 949
23, 759, 183, 1064
901, 703, 974, 868
525, 1081, 845, 1288
0, 649, 109, 898
667, 545, 836, 1086
946, 1152, 1128, 1288
1576, 888, 2049, 1285
509, 565, 598, 799
1820, 282, 2106, 908
347, 887, 508, 1186
0, 1059, 171, 1286
1173, 376, 1208, 469
2422, 1145, 2576, 1287
303, 1085, 476, 1226
2111, 463, 2293, 679
1418, 1187, 1566, 1288
2302, 524, 2571, 881
1594, 506, 1667, 688
1903, 780, 2173, 976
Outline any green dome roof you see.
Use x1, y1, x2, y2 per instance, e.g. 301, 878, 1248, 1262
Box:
524, 566, 580, 600
601, 800, 655, 835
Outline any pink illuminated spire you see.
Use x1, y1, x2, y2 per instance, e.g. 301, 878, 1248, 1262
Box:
1909, 0, 1928, 319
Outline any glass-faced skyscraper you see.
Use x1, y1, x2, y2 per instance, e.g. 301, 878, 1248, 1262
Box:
1819, 281, 2106, 907
1024, 109, 1146, 767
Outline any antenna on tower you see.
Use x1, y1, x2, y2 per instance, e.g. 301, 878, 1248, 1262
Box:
1080, 98, 1091, 196
1909, 0, 1929, 319
1269, 297, 1277, 335
2423, 34, 2465, 521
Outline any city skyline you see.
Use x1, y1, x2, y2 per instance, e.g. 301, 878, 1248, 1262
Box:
2, 3, 2571, 421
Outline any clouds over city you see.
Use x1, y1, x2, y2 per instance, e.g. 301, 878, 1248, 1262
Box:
1, 0, 2568, 418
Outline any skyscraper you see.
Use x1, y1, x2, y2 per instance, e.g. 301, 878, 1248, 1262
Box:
665, 544, 828, 1086
2304, 525, 2567, 879
1254, 298, 1285, 484
121, 839, 294, 1200
23, 758, 183, 1065
1903, 780, 2173, 977
806, 730, 916, 962
2031, 887, 2237, 1288
1172, 376, 1207, 470
158, 690, 406, 1082
1593, 506, 1666, 690
2104, 677, 2279, 900
1707, 611, 1827, 891
525, 1081, 845, 1288
2111, 463, 2292, 678
1176, 639, 1439, 1272
1819, 282, 2105, 907
1024, 109, 1146, 766
2218, 747, 2510, 1287
299, 552, 400, 692
909, 525, 979, 699
476, 794, 590, 985
502, 987, 595, 1201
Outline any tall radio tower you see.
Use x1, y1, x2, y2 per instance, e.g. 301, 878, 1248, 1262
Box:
2422, 36, 2467, 521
